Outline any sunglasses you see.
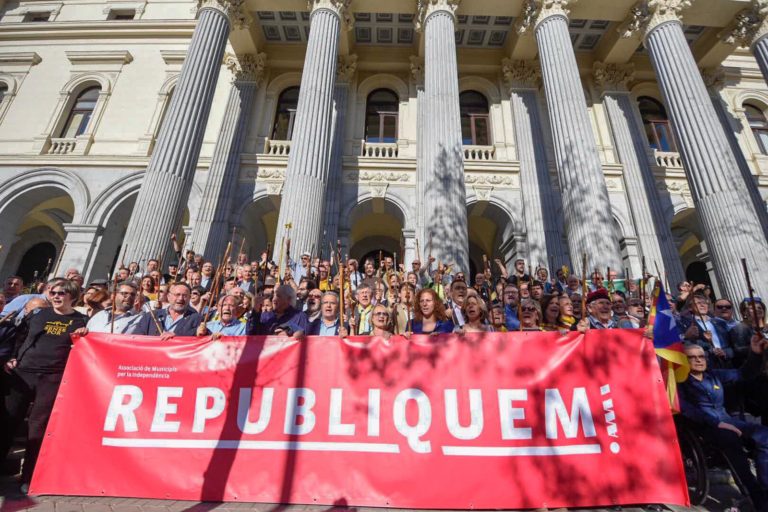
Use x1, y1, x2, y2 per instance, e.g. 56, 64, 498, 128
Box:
373, 312, 389, 317
715, 304, 732, 310
50, 290, 69, 297
521, 306, 537, 313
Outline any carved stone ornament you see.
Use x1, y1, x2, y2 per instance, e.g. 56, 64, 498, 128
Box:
718, 1, 768, 48
472, 185, 493, 202
464, 173, 514, 187
369, 183, 388, 198
618, 0, 693, 39
700, 67, 726, 90
592, 62, 635, 90
502, 58, 541, 90
415, 0, 460, 32
196, 0, 248, 30
515, 0, 575, 35
256, 168, 286, 180
410, 56, 425, 85
345, 170, 412, 183
308, 0, 352, 28
225, 52, 267, 84
336, 54, 358, 82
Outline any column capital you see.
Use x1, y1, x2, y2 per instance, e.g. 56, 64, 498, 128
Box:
718, 1, 768, 48
308, 0, 352, 26
336, 53, 358, 83
592, 62, 635, 92
196, 0, 248, 29
415, 0, 460, 32
410, 55, 425, 86
515, 0, 576, 35
617, 0, 692, 40
502, 58, 541, 91
225, 52, 267, 84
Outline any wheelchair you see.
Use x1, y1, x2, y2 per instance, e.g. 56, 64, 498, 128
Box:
675, 415, 755, 508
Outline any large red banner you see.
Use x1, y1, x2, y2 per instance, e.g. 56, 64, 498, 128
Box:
32, 331, 688, 509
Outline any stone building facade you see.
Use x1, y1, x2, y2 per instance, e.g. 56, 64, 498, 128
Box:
1, 0, 767, 300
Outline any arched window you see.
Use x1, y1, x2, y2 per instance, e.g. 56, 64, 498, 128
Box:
638, 96, 676, 152
460, 90, 490, 146
365, 89, 399, 143
744, 103, 768, 155
60, 86, 100, 138
272, 86, 300, 140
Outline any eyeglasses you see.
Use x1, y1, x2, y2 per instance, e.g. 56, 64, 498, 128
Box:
521, 306, 537, 313
744, 297, 764, 304
373, 312, 389, 317
49, 291, 69, 297
628, 301, 643, 307
687, 355, 706, 361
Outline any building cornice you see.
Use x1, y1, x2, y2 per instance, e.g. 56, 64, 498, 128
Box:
0, 52, 41, 66
0, 20, 196, 41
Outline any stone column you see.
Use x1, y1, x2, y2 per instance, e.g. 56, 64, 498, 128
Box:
639, 0, 768, 298
190, 53, 266, 261
729, 1, 768, 88
410, 56, 427, 260
274, 0, 349, 260
518, 0, 623, 272
417, 0, 469, 273
702, 67, 768, 241
502, 58, 569, 271
120, 0, 243, 264
593, 62, 685, 286
322, 54, 356, 249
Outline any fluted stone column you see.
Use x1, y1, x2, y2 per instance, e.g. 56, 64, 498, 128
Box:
274, 0, 348, 260
411, 56, 427, 259
322, 54, 356, 248
519, 0, 623, 272
593, 62, 685, 286
502, 59, 569, 271
702, 68, 768, 242
190, 53, 265, 260
120, 0, 242, 264
418, 0, 469, 273
639, 0, 768, 298
729, 1, 768, 88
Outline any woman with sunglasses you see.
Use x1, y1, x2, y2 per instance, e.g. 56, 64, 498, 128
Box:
519, 298, 543, 331
370, 304, 394, 340
411, 288, 454, 335
0, 280, 88, 494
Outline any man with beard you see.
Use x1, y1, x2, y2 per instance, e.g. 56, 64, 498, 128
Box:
127, 283, 200, 338
87, 282, 142, 333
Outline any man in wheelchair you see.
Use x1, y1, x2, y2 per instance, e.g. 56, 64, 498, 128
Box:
679, 335, 768, 510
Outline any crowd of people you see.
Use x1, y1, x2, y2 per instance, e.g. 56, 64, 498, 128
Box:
0, 243, 767, 506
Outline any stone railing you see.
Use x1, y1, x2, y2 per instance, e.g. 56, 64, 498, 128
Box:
463, 145, 496, 161
47, 138, 77, 155
654, 150, 683, 169
263, 138, 291, 156
361, 141, 399, 159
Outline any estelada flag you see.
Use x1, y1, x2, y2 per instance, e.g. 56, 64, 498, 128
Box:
648, 280, 690, 412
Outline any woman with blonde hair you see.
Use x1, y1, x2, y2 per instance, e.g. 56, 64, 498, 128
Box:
460, 290, 490, 332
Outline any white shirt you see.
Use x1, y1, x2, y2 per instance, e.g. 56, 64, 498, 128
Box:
87, 309, 143, 334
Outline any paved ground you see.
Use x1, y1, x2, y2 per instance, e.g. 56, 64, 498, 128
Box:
0, 445, 749, 512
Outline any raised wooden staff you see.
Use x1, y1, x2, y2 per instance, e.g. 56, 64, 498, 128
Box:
202, 242, 232, 326
640, 256, 647, 322
742, 258, 762, 331
581, 253, 588, 320
337, 240, 345, 332
260, 242, 272, 290
110, 273, 119, 334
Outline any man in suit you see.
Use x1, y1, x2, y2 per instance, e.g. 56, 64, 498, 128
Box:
127, 282, 201, 338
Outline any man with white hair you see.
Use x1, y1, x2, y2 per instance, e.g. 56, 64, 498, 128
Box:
247, 284, 308, 336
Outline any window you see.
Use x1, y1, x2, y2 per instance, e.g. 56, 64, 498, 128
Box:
0, 83, 7, 104
638, 96, 677, 152
460, 90, 490, 146
365, 89, 399, 143
108, 9, 136, 20
744, 104, 768, 155
23, 11, 52, 22
272, 87, 300, 140
60, 86, 100, 138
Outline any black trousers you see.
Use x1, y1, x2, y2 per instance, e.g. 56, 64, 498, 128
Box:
0, 369, 63, 483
